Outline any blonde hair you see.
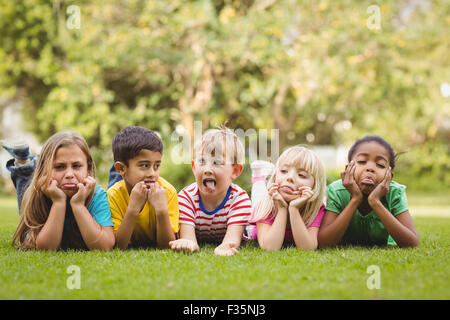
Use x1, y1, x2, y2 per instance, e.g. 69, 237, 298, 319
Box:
12, 131, 95, 250
193, 126, 244, 165
252, 145, 326, 227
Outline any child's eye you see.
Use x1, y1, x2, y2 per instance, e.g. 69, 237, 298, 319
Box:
376, 163, 386, 169
213, 160, 223, 165
197, 159, 206, 165
280, 169, 288, 174
357, 160, 366, 165
140, 163, 149, 168
54, 164, 65, 170
298, 173, 306, 178
154, 164, 160, 170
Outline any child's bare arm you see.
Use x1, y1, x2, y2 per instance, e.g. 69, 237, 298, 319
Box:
70, 177, 115, 251
256, 207, 288, 251
370, 206, 419, 247
288, 186, 318, 250
368, 167, 419, 247
36, 201, 66, 251
169, 224, 199, 253
317, 205, 359, 248
36, 179, 66, 251
288, 206, 319, 250
115, 182, 148, 250
71, 204, 115, 251
148, 184, 176, 248
318, 162, 362, 248
214, 225, 245, 256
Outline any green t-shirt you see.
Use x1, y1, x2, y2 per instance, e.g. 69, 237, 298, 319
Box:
326, 179, 409, 246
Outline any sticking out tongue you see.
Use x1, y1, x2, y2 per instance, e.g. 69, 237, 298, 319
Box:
204, 180, 216, 192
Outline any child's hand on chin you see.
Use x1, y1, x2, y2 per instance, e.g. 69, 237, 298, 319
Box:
43, 179, 66, 202
341, 160, 362, 201
289, 186, 314, 209
268, 183, 288, 208
368, 167, 393, 206
70, 176, 96, 206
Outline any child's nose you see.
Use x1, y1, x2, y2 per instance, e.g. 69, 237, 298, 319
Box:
64, 168, 75, 178
365, 162, 376, 172
203, 163, 213, 173
287, 170, 295, 182
146, 167, 156, 176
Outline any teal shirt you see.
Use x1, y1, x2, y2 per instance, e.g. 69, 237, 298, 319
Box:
63, 184, 114, 231
326, 179, 409, 246
60, 184, 113, 249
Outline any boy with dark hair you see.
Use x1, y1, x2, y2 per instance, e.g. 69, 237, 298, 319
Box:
107, 126, 179, 249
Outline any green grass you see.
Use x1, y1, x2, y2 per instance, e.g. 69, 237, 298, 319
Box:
0, 195, 449, 300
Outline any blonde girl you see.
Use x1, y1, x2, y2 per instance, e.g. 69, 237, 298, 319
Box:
249, 146, 327, 251
11, 131, 115, 251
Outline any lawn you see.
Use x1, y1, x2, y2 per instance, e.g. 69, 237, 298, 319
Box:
0, 193, 449, 300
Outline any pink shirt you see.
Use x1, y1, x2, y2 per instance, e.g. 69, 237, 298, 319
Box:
249, 205, 325, 242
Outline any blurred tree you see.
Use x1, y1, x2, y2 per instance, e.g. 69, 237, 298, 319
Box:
0, 0, 448, 190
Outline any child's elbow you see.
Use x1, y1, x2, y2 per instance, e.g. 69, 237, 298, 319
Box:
401, 237, 420, 248
302, 244, 318, 251
258, 239, 281, 252
96, 235, 116, 251
296, 240, 318, 251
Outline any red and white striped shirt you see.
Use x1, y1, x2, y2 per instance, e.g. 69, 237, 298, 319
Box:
178, 182, 252, 242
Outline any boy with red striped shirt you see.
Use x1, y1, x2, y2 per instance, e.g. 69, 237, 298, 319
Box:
169, 127, 251, 256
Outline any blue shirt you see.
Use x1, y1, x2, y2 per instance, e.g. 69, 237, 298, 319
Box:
87, 185, 114, 227
64, 184, 114, 231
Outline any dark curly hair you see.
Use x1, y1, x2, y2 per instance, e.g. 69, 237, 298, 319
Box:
348, 135, 396, 169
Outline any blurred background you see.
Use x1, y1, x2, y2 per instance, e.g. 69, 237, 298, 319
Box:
0, 0, 448, 195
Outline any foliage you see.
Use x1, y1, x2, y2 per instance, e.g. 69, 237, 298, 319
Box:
0, 0, 448, 191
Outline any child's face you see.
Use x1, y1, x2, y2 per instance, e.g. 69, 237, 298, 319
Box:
274, 162, 315, 202
192, 152, 242, 199
351, 141, 391, 195
118, 149, 162, 194
51, 144, 89, 197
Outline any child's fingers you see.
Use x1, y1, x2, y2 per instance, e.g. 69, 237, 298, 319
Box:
230, 246, 239, 255
350, 163, 357, 181
298, 186, 312, 193
170, 239, 196, 253
341, 161, 353, 181
170, 240, 183, 251
226, 243, 239, 255
85, 176, 96, 186
50, 179, 59, 188
384, 167, 392, 187
267, 184, 278, 195
134, 181, 148, 195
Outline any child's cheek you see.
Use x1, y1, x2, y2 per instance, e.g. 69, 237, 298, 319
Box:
376, 169, 387, 184
353, 166, 363, 182
76, 171, 89, 183
51, 170, 60, 182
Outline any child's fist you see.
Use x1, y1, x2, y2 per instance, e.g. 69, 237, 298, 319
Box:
70, 176, 96, 206
128, 181, 149, 214
147, 183, 168, 214
43, 179, 66, 202
169, 239, 199, 253
289, 186, 314, 209
268, 183, 288, 208
214, 242, 239, 256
